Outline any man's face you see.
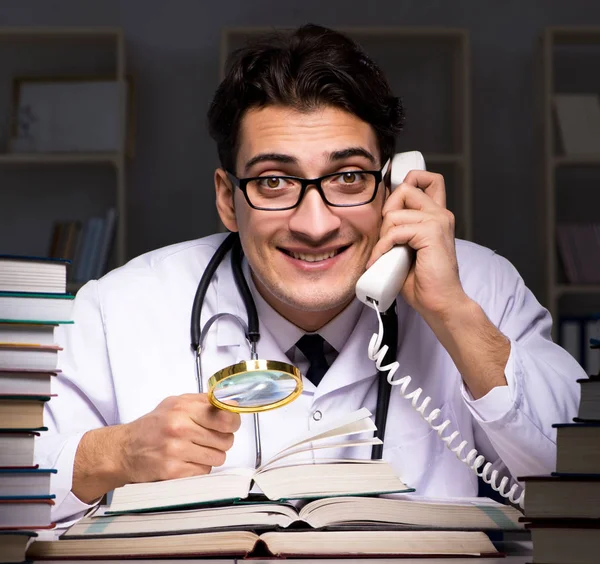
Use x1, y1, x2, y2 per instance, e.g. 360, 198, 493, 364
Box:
216, 105, 386, 330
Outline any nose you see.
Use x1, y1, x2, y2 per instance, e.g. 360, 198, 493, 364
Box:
288, 185, 341, 242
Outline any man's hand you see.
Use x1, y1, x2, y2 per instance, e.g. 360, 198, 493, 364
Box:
72, 393, 240, 503
367, 170, 469, 320
118, 393, 240, 482
366, 169, 510, 399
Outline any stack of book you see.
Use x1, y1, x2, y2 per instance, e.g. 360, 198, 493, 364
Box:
27, 408, 525, 560
520, 351, 600, 564
0, 254, 75, 563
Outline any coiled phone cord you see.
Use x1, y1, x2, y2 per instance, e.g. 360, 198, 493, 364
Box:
366, 304, 525, 509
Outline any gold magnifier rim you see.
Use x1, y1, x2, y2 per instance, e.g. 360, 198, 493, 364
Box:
207, 359, 303, 413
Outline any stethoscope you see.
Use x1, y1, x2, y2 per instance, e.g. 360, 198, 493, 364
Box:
190, 231, 398, 466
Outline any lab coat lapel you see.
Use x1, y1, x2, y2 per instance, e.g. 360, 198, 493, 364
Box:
313, 304, 380, 401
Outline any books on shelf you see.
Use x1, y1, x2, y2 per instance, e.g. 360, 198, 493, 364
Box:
53, 208, 118, 286
108, 408, 411, 513
559, 316, 600, 375
27, 529, 501, 559
48, 221, 80, 264
67, 494, 523, 539
553, 93, 600, 155
556, 223, 600, 285
0, 255, 68, 294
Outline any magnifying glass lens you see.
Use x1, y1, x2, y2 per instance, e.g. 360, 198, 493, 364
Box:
213, 370, 299, 408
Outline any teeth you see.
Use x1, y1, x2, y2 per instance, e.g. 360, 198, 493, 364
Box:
290, 250, 337, 262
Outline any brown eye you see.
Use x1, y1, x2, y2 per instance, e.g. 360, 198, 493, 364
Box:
266, 177, 281, 189
342, 172, 357, 183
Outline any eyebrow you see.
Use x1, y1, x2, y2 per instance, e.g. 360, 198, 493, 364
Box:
243, 147, 377, 175
244, 153, 298, 173
329, 147, 376, 165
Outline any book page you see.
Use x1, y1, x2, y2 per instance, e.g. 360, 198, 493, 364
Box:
259, 437, 382, 470
262, 408, 375, 469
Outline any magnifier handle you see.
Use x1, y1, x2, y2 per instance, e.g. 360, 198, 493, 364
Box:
253, 413, 262, 468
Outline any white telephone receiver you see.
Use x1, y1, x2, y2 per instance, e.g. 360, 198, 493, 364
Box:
356, 151, 525, 507
355, 151, 426, 312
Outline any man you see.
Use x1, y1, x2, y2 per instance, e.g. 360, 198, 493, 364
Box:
37, 24, 584, 524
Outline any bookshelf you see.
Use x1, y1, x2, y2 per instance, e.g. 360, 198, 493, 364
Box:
541, 27, 600, 348
0, 27, 129, 292
219, 27, 472, 241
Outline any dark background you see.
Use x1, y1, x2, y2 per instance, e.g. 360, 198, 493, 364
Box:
1, 0, 600, 307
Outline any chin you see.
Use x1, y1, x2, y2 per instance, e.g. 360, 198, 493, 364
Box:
276, 284, 356, 313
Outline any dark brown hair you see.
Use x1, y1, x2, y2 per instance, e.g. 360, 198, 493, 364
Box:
207, 24, 405, 173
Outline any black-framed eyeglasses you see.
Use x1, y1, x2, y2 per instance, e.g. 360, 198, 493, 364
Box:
227, 159, 390, 211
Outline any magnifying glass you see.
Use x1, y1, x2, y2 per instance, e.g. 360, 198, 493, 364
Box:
195, 313, 302, 413
208, 359, 302, 413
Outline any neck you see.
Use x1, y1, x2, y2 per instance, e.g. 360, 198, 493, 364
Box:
251, 273, 352, 332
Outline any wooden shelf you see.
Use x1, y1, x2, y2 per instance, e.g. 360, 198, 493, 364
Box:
553, 155, 600, 167
542, 26, 600, 340
423, 153, 466, 165
555, 284, 600, 296
0, 27, 128, 271
0, 153, 120, 165
0, 27, 122, 39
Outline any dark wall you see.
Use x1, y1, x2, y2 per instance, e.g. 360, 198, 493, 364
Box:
1, 0, 600, 303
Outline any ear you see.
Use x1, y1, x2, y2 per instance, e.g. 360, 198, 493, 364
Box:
215, 168, 238, 232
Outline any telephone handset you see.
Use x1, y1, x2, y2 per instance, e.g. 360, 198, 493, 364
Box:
356, 151, 525, 508
355, 151, 425, 312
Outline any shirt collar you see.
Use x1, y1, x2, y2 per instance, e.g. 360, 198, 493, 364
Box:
243, 260, 364, 354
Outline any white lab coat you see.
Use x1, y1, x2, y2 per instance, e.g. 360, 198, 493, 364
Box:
37, 233, 584, 523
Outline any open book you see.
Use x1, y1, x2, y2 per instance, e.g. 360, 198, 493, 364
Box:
28, 529, 500, 559
66, 495, 524, 539
108, 408, 412, 513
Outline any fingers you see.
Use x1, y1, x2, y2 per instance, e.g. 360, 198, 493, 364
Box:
383, 171, 446, 216
171, 393, 242, 434
368, 216, 454, 269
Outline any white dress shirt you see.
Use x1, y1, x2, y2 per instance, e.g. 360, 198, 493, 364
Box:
36, 233, 585, 524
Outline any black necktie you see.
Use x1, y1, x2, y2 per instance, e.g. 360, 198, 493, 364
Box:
295, 334, 330, 387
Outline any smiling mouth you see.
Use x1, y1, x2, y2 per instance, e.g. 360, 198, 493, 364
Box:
279, 246, 350, 263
